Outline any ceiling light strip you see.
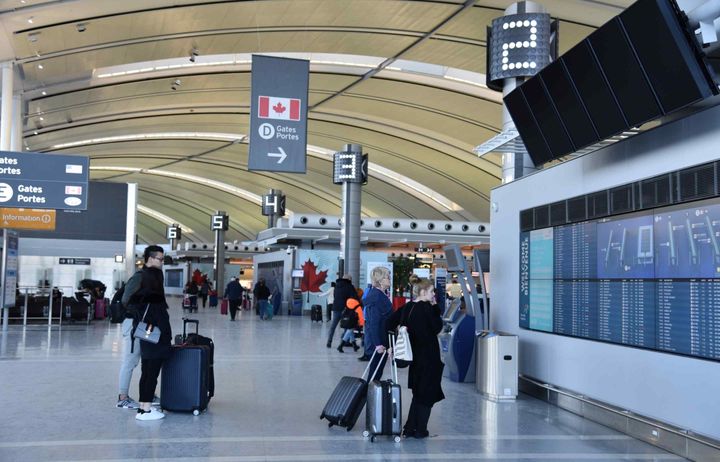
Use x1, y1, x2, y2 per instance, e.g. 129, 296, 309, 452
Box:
137, 204, 194, 233
75, 133, 462, 214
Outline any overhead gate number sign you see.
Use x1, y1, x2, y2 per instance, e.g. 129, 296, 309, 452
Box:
248, 55, 310, 173
0, 151, 89, 211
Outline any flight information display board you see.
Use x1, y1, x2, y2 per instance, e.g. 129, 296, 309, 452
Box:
519, 198, 720, 361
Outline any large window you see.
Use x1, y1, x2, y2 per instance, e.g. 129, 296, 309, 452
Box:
520, 198, 720, 361
165, 269, 184, 288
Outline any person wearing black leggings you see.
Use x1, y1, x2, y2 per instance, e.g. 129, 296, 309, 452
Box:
132, 245, 173, 422
386, 277, 445, 438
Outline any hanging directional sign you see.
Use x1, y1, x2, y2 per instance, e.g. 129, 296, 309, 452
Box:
248, 55, 309, 173
0, 151, 89, 210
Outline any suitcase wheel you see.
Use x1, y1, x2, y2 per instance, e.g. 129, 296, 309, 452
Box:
327, 422, 333, 428
394, 436, 401, 443
362, 430, 370, 438
193, 409, 200, 416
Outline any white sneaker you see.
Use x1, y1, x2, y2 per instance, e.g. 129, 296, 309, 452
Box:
135, 408, 165, 421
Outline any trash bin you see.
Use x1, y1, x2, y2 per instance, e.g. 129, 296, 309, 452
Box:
476, 331, 518, 400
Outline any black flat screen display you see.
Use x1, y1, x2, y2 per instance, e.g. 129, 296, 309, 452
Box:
519, 197, 720, 361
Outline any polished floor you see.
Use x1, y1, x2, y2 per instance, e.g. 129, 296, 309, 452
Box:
0, 300, 684, 462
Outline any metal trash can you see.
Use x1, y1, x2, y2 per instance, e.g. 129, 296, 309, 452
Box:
476, 331, 518, 400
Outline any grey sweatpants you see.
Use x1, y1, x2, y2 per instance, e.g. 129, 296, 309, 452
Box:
118, 318, 141, 396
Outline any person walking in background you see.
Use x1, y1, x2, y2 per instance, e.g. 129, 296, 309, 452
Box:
225, 276, 244, 321
337, 297, 363, 353
327, 274, 356, 349
133, 245, 173, 421
361, 266, 392, 380
199, 278, 210, 308
253, 278, 271, 320
386, 277, 445, 439
185, 280, 199, 312
319, 282, 335, 322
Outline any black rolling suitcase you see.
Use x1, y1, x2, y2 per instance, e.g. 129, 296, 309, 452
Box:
161, 319, 211, 415
320, 350, 382, 431
311, 304, 323, 322
364, 335, 402, 442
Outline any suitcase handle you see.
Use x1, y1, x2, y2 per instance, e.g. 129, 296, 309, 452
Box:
388, 333, 399, 384
182, 317, 199, 339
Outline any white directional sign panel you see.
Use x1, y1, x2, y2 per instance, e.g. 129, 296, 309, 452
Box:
0, 151, 89, 210
248, 55, 309, 173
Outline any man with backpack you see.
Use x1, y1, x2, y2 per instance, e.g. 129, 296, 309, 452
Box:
115, 245, 163, 409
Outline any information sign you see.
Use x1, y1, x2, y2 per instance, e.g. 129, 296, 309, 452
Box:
0, 151, 89, 210
59, 257, 91, 265
248, 56, 309, 173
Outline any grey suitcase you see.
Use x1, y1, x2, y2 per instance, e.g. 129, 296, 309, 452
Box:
364, 335, 402, 442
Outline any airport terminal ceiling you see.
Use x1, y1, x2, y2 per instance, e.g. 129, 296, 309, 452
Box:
0, 0, 631, 243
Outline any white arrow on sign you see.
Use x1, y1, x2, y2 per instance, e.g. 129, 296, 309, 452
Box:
268, 147, 287, 164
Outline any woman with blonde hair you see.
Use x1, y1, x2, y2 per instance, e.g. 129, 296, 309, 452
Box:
386, 277, 444, 439
361, 266, 393, 378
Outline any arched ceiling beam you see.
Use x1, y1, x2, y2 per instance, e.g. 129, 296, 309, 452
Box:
64, 132, 470, 218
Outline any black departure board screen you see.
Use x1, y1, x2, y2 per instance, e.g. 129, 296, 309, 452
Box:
519, 198, 720, 361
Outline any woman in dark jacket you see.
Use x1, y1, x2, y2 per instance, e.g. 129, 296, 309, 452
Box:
134, 246, 172, 421
386, 277, 444, 439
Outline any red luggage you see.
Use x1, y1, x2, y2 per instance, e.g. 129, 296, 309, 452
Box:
94, 298, 107, 320
220, 299, 228, 315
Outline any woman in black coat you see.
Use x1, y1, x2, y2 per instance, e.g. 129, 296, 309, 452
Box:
132, 246, 172, 421
386, 277, 444, 439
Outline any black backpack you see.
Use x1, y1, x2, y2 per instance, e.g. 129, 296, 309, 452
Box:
109, 285, 126, 323
340, 308, 358, 329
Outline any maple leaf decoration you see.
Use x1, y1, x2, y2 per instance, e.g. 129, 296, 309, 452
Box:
273, 102, 286, 114
301, 259, 327, 293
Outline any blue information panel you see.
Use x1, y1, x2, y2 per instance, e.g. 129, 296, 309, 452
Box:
520, 197, 720, 361
0, 151, 89, 210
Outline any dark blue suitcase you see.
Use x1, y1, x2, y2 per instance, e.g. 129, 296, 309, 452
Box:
161, 319, 211, 415
161, 345, 209, 414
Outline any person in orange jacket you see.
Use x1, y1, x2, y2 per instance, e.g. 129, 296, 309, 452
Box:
338, 297, 363, 353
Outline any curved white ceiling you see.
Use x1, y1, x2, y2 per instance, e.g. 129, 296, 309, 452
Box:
0, 0, 630, 242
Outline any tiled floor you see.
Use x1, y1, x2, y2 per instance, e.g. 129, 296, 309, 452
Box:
0, 301, 684, 462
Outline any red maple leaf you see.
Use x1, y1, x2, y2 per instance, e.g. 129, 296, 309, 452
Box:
301, 259, 327, 293
273, 102, 286, 114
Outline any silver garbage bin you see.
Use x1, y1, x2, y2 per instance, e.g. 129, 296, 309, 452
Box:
476, 331, 518, 400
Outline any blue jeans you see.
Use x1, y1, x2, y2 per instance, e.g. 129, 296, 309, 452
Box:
342, 329, 355, 343
259, 300, 271, 319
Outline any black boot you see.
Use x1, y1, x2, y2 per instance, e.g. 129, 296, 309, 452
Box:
403, 400, 418, 438
352, 342, 360, 352
413, 403, 432, 439
337, 343, 344, 353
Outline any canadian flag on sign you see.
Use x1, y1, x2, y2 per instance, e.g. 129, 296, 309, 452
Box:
258, 96, 301, 121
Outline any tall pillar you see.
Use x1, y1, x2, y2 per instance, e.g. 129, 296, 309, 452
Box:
125, 184, 138, 280
333, 144, 367, 285
0, 62, 13, 151
11, 94, 22, 151
486, 1, 554, 183
211, 211, 228, 297
261, 189, 286, 229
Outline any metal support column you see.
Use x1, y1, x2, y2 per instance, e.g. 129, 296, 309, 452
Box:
212, 211, 228, 298
11, 94, 21, 151
336, 144, 364, 284
0, 62, 13, 151
125, 184, 138, 281
498, 1, 547, 183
